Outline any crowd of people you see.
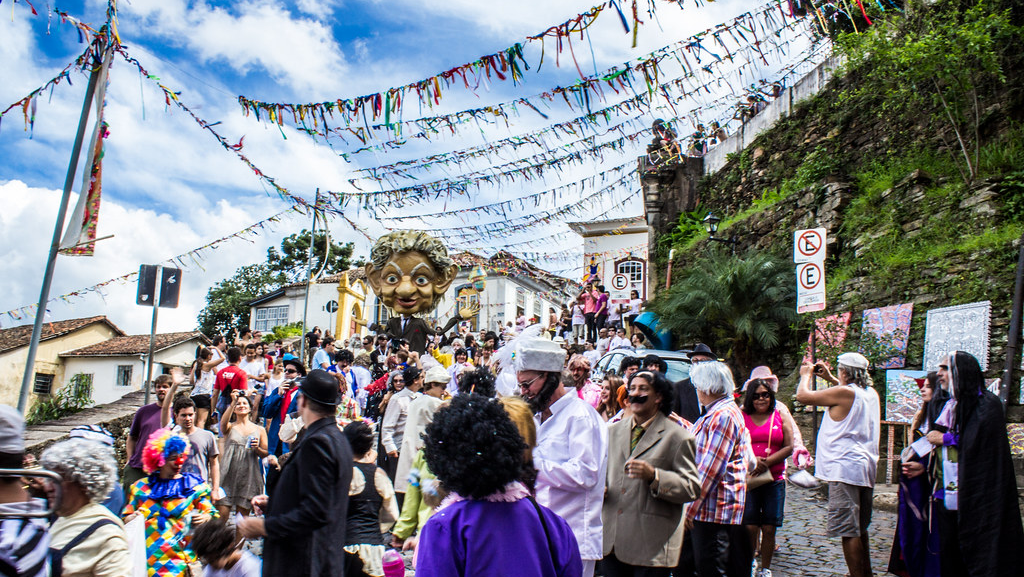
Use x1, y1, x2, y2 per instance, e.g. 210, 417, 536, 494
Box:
0, 318, 1021, 577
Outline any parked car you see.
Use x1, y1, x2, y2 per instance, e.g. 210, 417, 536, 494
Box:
592, 348, 692, 382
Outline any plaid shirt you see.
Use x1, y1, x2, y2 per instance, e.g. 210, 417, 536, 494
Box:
687, 396, 751, 525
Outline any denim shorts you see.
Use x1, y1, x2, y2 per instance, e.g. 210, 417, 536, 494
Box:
742, 479, 786, 527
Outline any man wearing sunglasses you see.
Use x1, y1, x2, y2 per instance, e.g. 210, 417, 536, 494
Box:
515, 332, 608, 577
262, 359, 306, 457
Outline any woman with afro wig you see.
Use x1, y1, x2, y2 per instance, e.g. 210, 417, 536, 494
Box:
415, 393, 582, 576
122, 428, 217, 576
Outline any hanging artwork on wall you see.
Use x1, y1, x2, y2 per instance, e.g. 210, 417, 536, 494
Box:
922, 301, 991, 371
885, 369, 928, 425
1007, 424, 1024, 458
802, 312, 852, 367
861, 303, 913, 369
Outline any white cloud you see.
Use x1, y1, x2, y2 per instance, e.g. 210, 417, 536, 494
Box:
122, 0, 350, 95
295, 0, 343, 20
0, 179, 295, 334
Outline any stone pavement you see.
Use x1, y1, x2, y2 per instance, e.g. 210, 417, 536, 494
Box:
392, 483, 898, 576
767, 485, 897, 577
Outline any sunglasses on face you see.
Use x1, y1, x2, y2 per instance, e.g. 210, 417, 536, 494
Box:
753, 392, 772, 400
285, 368, 298, 374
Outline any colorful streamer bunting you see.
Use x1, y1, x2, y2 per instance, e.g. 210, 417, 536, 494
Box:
235, 0, 727, 133
238, 1, 806, 147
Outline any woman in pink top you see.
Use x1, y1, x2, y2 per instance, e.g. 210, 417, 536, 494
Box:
741, 373, 793, 577
581, 285, 598, 343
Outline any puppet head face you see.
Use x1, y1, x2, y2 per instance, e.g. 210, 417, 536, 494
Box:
365, 231, 457, 315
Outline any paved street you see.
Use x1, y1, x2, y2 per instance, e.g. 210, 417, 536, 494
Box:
769, 486, 897, 577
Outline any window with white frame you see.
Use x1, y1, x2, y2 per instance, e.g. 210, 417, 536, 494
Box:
116, 365, 133, 387
73, 374, 94, 399
254, 305, 289, 332
533, 298, 542, 318
516, 288, 526, 309
617, 259, 644, 283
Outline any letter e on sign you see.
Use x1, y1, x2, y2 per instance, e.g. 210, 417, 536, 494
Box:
794, 228, 826, 264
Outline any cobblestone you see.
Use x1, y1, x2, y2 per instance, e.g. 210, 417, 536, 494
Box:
766, 485, 896, 577
396, 483, 897, 576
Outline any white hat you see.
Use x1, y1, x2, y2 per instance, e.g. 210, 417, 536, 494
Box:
837, 352, 870, 370
516, 337, 566, 373
423, 365, 451, 385
0, 405, 24, 453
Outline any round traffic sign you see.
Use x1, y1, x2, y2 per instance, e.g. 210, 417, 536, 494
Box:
611, 274, 629, 291
798, 262, 822, 290
797, 230, 823, 258
325, 300, 339, 313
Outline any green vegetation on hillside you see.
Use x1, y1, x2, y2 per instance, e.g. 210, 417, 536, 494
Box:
657, 0, 1024, 393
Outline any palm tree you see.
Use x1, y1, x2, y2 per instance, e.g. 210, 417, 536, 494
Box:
651, 248, 796, 379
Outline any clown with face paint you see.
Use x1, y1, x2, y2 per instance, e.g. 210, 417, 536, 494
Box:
123, 428, 217, 577
366, 231, 480, 356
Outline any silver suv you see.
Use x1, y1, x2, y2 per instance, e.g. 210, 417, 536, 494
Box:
592, 348, 692, 382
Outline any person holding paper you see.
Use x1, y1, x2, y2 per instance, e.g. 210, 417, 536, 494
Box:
887, 372, 945, 577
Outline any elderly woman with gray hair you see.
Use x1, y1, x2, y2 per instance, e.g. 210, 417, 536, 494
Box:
684, 360, 754, 577
40, 438, 133, 577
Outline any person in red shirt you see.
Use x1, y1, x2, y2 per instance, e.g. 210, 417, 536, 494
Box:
212, 346, 248, 418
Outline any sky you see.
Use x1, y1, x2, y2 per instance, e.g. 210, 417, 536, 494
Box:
0, 0, 826, 334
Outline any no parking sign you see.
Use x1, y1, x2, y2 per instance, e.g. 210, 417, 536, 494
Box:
794, 228, 826, 313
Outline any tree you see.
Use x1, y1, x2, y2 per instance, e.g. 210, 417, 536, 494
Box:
197, 264, 285, 337
837, 1, 1019, 183
267, 229, 356, 281
650, 248, 796, 378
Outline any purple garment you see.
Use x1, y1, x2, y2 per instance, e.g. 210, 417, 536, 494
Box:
127, 403, 163, 468
887, 456, 940, 577
417, 497, 583, 577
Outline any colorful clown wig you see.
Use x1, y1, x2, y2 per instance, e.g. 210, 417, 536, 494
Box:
141, 428, 191, 474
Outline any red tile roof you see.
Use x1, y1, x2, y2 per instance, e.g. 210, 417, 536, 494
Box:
61, 331, 210, 357
0, 316, 125, 354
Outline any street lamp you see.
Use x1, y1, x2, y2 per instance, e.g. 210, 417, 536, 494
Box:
702, 212, 738, 254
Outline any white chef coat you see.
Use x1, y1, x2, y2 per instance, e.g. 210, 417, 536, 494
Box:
381, 388, 420, 454
534, 391, 609, 562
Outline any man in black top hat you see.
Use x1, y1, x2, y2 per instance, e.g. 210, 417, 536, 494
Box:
239, 369, 353, 576
672, 343, 715, 424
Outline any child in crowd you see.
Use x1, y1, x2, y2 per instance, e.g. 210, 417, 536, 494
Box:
191, 520, 261, 577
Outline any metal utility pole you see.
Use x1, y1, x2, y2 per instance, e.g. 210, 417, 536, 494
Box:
299, 189, 320, 363
810, 326, 819, 437
18, 36, 109, 413
665, 248, 675, 289
143, 266, 164, 406
1001, 233, 1024, 405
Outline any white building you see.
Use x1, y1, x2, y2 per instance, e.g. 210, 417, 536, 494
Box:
567, 216, 650, 306
248, 270, 371, 342
0, 316, 124, 409
60, 331, 209, 405
411, 252, 577, 334
248, 256, 577, 340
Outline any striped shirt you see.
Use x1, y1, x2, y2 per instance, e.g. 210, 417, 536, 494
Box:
687, 396, 751, 525
0, 500, 51, 577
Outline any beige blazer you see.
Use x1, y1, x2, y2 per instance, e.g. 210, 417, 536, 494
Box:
603, 411, 701, 567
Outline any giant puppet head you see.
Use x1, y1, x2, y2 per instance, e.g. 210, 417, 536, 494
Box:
365, 231, 459, 316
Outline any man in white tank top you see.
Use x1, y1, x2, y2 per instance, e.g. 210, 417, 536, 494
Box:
795, 352, 880, 577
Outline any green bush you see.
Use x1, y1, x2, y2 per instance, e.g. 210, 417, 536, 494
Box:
26, 374, 94, 425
